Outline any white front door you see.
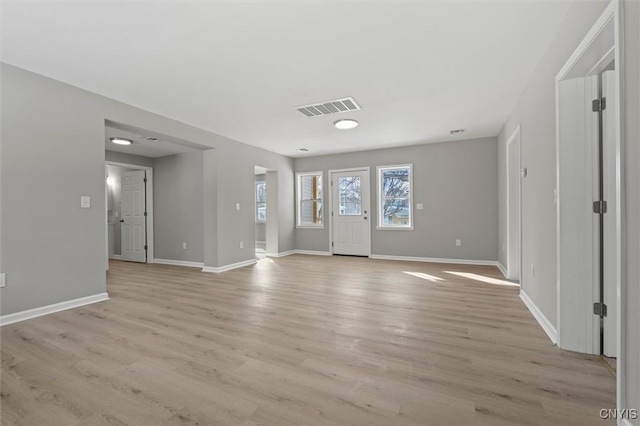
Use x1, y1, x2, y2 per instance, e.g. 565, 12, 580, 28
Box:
331, 169, 370, 256
121, 170, 147, 263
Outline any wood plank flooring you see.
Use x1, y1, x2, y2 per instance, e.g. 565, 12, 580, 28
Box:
1, 256, 616, 425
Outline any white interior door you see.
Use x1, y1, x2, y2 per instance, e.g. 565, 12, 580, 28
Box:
121, 170, 147, 263
557, 75, 599, 354
331, 170, 370, 256
507, 128, 521, 281
602, 70, 617, 357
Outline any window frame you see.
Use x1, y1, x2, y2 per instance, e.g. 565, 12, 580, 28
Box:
296, 171, 324, 229
376, 164, 414, 230
255, 180, 266, 223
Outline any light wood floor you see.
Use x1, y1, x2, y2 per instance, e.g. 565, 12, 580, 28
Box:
1, 256, 615, 425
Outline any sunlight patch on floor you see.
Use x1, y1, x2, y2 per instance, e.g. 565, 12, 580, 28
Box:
403, 271, 444, 282
444, 271, 519, 287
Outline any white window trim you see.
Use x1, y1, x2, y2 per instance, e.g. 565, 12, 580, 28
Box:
296, 171, 324, 229
376, 164, 414, 230
255, 180, 266, 223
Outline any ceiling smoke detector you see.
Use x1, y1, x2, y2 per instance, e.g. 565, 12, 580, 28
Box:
296, 96, 361, 118
449, 129, 466, 135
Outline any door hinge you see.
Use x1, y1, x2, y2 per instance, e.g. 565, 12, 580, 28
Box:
144, 245, 148, 251
593, 200, 608, 214
144, 177, 148, 183
144, 211, 148, 217
331, 242, 334, 247
592, 97, 606, 112
331, 211, 334, 217
593, 302, 608, 317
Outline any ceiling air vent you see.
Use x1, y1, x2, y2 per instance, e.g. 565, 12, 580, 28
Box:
296, 97, 361, 118
449, 129, 466, 135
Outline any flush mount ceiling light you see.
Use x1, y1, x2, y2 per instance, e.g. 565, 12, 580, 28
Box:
110, 137, 133, 146
334, 119, 358, 130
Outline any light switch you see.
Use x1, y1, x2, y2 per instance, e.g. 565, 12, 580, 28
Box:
81, 196, 91, 209
416, 203, 424, 210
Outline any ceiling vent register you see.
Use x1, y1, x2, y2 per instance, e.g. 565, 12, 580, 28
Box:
296, 97, 361, 118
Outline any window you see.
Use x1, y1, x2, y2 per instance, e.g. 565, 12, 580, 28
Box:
297, 172, 323, 227
256, 181, 266, 222
377, 164, 413, 229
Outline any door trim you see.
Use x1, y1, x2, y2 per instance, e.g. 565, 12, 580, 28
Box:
328, 167, 371, 256
106, 161, 154, 263
506, 125, 521, 282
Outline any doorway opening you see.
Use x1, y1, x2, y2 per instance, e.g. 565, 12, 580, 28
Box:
254, 166, 278, 259
329, 167, 371, 257
106, 162, 153, 264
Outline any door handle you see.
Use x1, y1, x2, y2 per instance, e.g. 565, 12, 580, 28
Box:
364, 216, 368, 220
120, 219, 124, 223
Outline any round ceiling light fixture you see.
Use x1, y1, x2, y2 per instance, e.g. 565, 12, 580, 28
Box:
110, 137, 133, 146
334, 119, 358, 130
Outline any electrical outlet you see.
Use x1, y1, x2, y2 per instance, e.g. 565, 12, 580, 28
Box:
239, 241, 244, 249
236, 203, 240, 211
182, 242, 187, 250
80, 196, 91, 209
455, 239, 461, 247
0, 273, 6, 288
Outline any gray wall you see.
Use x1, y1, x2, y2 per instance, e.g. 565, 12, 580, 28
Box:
497, 1, 608, 327
0, 63, 295, 316
622, 0, 640, 418
154, 151, 205, 263
295, 137, 498, 261
498, 0, 640, 415
105, 150, 154, 168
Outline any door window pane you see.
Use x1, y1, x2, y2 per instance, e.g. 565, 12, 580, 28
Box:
338, 176, 361, 215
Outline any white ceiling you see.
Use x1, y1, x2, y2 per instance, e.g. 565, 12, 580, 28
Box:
2, 1, 573, 158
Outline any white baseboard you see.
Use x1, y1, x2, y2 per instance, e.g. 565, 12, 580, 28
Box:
266, 250, 295, 258
294, 250, 331, 256
110, 254, 123, 260
153, 258, 204, 268
202, 258, 257, 273
0, 292, 110, 326
370, 254, 500, 267
496, 262, 508, 278
520, 290, 558, 344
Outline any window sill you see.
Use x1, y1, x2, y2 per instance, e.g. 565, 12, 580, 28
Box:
296, 225, 325, 229
376, 226, 414, 231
